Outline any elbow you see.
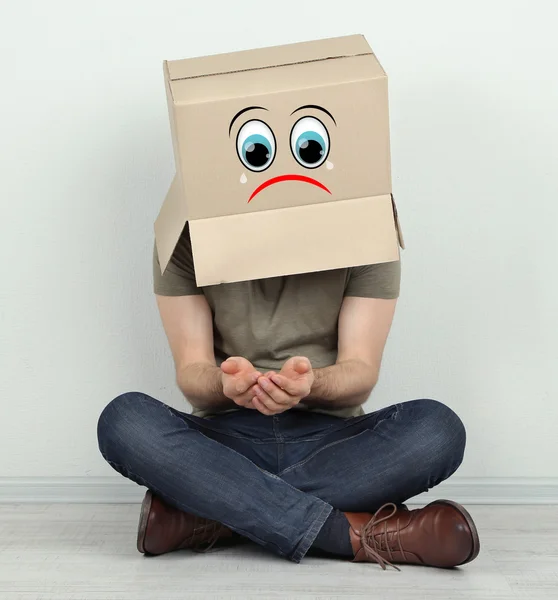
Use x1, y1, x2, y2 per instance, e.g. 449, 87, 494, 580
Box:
353, 390, 373, 408
175, 372, 203, 411
187, 396, 208, 411
355, 374, 379, 407
175, 371, 187, 396
178, 385, 207, 412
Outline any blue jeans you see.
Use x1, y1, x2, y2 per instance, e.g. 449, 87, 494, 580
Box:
97, 394, 466, 563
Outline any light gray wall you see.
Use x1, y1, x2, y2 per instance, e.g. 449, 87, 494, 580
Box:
1, 0, 556, 479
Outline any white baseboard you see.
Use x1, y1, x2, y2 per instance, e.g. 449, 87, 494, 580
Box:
1, 477, 557, 504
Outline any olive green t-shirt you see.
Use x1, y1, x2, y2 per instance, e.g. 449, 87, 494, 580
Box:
153, 225, 400, 418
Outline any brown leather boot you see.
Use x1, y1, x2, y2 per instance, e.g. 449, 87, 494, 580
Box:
137, 491, 234, 555
346, 499, 480, 570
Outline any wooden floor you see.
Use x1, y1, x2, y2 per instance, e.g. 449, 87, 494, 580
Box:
0, 504, 557, 600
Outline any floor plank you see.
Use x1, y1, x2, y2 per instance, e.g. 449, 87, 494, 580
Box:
0, 504, 556, 599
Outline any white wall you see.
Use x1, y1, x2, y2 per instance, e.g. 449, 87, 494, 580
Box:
1, 0, 557, 481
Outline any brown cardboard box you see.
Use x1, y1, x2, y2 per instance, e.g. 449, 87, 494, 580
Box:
155, 35, 403, 286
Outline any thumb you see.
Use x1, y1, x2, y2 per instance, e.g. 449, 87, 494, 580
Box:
294, 357, 311, 374
220, 358, 240, 375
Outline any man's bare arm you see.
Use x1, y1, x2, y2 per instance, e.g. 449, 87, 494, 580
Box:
156, 294, 233, 411
156, 295, 262, 412
256, 296, 397, 414
304, 296, 397, 409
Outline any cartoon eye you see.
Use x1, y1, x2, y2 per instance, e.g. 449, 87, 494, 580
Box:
290, 116, 330, 169
236, 120, 276, 172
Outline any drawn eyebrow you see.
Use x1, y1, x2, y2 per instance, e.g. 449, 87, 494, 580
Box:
229, 106, 268, 135
290, 105, 336, 125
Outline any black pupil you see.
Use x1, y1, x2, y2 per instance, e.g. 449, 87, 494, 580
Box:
299, 139, 323, 164
245, 142, 270, 168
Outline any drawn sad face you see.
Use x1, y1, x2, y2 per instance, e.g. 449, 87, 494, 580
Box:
229, 105, 335, 203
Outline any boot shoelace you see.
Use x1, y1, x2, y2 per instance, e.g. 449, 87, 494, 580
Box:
360, 503, 405, 571
187, 505, 408, 561
188, 517, 228, 553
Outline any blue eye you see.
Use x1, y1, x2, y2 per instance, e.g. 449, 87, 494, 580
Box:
236, 120, 276, 171
242, 134, 271, 168
290, 116, 330, 168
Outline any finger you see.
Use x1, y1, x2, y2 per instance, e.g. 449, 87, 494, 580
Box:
236, 384, 259, 404
254, 395, 287, 415
220, 358, 240, 375
253, 384, 283, 412
234, 396, 257, 409
239, 371, 261, 392
233, 376, 251, 395
251, 396, 274, 416
269, 373, 301, 396
293, 357, 311, 374
258, 377, 291, 404
235, 372, 261, 395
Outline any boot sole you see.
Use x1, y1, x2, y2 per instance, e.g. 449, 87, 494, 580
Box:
137, 490, 153, 555
433, 499, 481, 565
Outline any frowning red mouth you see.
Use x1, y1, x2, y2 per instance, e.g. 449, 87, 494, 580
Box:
248, 174, 331, 203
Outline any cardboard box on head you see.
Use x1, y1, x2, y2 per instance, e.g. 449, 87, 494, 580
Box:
155, 34, 404, 287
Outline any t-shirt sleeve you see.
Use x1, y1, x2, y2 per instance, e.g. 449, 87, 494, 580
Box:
152, 225, 203, 297
344, 260, 401, 299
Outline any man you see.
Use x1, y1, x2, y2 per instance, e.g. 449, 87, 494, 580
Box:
97, 226, 480, 569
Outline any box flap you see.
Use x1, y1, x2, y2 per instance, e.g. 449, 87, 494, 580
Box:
189, 194, 400, 286
166, 35, 375, 81
391, 195, 405, 249
154, 176, 188, 273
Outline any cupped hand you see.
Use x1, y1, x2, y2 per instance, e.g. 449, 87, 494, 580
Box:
250, 357, 314, 416
220, 357, 261, 409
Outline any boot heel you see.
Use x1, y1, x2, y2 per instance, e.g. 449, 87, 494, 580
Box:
137, 490, 154, 554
